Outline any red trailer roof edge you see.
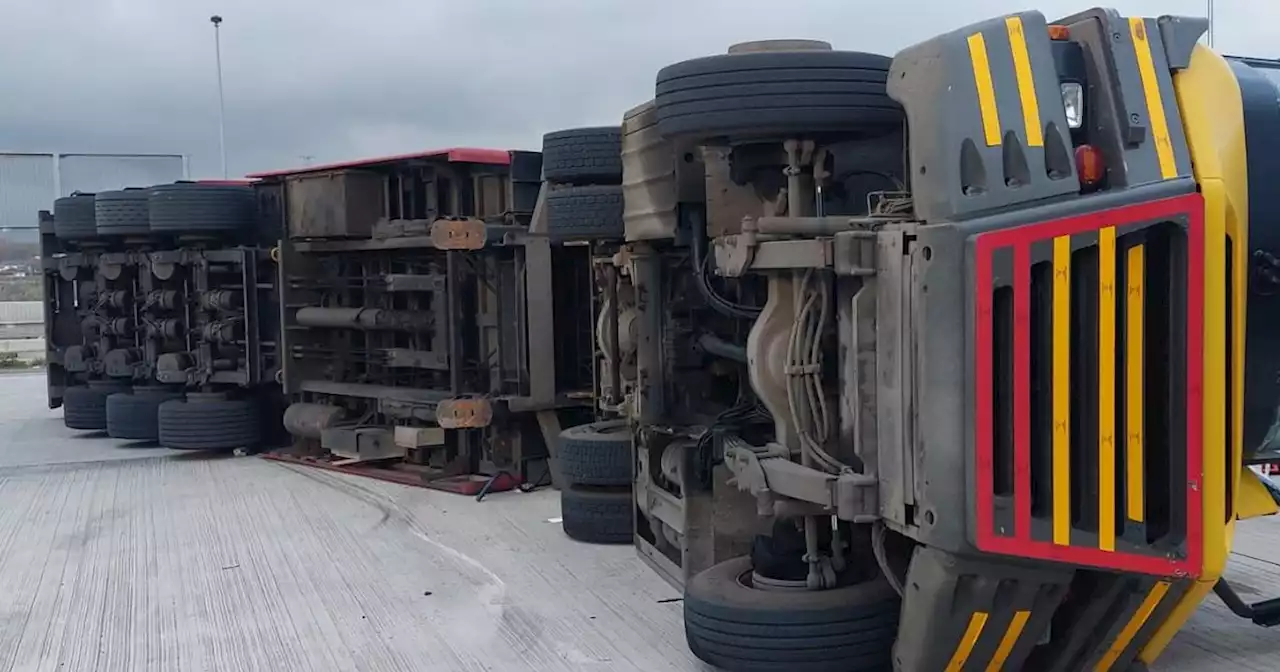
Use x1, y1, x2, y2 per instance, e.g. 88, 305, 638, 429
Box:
245, 147, 513, 179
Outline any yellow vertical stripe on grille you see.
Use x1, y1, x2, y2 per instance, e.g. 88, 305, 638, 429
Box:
1129, 17, 1177, 179
968, 32, 1002, 147
1053, 235, 1072, 546
945, 612, 990, 672
1098, 226, 1117, 552
1004, 16, 1044, 147
1126, 245, 1146, 522
985, 610, 1032, 672
1094, 582, 1171, 671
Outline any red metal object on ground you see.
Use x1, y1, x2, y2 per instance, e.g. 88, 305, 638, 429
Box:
261, 452, 523, 497
425, 473, 523, 497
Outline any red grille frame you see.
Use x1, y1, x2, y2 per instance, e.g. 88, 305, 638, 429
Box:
972, 193, 1204, 577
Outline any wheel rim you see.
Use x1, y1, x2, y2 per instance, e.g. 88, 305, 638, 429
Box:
727, 39, 833, 54
746, 570, 812, 593
135, 386, 181, 399
186, 392, 229, 403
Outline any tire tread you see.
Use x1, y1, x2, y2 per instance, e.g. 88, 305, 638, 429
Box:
95, 189, 150, 235
157, 397, 261, 450
558, 420, 631, 486
545, 185, 624, 242
149, 183, 254, 233
541, 127, 623, 185
54, 194, 98, 240
654, 50, 902, 141
106, 390, 182, 440
561, 486, 632, 544
684, 556, 900, 672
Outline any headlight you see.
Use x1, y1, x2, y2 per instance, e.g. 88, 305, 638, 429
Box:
1062, 82, 1084, 129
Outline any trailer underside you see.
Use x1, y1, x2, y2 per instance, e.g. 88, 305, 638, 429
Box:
0, 372, 1273, 671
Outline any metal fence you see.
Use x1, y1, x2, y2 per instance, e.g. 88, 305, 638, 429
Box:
0, 301, 42, 324
0, 301, 45, 363
0, 152, 189, 232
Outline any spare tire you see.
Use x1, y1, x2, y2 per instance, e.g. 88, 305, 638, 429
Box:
95, 188, 151, 236
558, 420, 631, 486
541, 127, 623, 185
654, 49, 902, 142
545, 185, 624, 242
149, 182, 255, 233
684, 556, 900, 672
53, 193, 98, 240
561, 485, 633, 544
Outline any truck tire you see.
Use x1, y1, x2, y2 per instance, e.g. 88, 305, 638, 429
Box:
561, 485, 632, 544
63, 381, 130, 431
684, 556, 900, 672
106, 388, 183, 440
53, 193, 98, 240
95, 188, 151, 236
157, 395, 261, 450
541, 127, 623, 185
149, 182, 255, 234
558, 420, 631, 486
545, 185, 624, 242
654, 50, 902, 142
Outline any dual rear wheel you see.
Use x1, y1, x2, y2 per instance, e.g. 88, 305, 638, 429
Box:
541, 127, 626, 243
69, 384, 261, 450
557, 420, 633, 544
53, 182, 256, 242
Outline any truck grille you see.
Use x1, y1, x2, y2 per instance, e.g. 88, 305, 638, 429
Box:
972, 193, 1206, 576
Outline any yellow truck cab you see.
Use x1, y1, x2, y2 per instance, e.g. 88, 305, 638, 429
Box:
600, 6, 1280, 671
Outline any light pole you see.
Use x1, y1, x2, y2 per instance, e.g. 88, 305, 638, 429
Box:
1207, 0, 1215, 48
211, 15, 228, 179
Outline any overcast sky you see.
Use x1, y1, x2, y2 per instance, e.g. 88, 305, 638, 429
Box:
0, 0, 1272, 179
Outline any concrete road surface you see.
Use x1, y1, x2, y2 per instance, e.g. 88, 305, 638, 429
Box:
0, 373, 1276, 671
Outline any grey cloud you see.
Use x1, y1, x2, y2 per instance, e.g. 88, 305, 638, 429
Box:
0, 0, 1270, 178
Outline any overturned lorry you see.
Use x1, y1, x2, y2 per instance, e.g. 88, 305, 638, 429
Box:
260, 147, 610, 493
43, 182, 281, 447
594, 7, 1280, 672
35, 5, 1280, 669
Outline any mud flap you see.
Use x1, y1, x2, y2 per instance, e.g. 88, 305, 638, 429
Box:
893, 546, 1071, 672
1237, 465, 1280, 520
896, 546, 1196, 672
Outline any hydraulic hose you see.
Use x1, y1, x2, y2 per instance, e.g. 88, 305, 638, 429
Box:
697, 333, 747, 363
688, 209, 761, 319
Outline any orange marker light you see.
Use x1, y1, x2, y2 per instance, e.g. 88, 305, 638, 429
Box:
1049, 25, 1071, 40
1075, 144, 1104, 187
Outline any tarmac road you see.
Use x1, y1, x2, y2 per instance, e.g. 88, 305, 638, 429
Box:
0, 372, 1274, 671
